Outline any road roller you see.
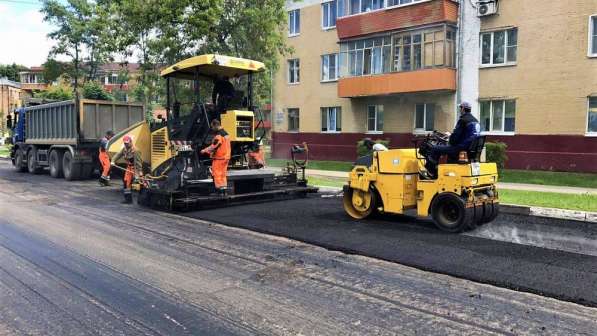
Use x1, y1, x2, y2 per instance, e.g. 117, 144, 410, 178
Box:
343, 133, 499, 233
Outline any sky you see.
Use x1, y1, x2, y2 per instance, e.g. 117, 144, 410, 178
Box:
0, 0, 60, 67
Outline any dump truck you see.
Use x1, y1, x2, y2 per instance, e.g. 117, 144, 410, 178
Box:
7, 99, 144, 180
107, 54, 317, 210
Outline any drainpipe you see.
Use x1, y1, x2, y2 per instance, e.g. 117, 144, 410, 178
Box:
455, 0, 466, 125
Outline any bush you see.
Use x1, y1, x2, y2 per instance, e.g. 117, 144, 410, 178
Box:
82, 81, 114, 101
35, 85, 73, 101
485, 141, 508, 170
357, 138, 391, 157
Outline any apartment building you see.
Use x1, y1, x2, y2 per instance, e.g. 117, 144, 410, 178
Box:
272, 0, 597, 172
19, 66, 48, 93
0, 77, 22, 133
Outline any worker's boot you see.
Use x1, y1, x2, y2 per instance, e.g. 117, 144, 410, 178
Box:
99, 176, 109, 186
121, 190, 133, 204
219, 188, 228, 197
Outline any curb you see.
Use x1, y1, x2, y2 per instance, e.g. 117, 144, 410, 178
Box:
313, 185, 597, 224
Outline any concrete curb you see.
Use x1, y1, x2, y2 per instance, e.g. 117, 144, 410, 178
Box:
313, 185, 597, 224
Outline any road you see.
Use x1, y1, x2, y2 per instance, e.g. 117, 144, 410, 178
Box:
1, 159, 596, 335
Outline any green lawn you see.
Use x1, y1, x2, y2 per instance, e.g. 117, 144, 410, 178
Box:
305, 176, 597, 212
268, 158, 597, 189
0, 145, 9, 158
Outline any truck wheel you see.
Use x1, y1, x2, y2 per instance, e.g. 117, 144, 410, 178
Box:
431, 193, 474, 233
49, 150, 64, 178
14, 149, 27, 172
81, 164, 94, 180
27, 149, 43, 174
62, 151, 81, 181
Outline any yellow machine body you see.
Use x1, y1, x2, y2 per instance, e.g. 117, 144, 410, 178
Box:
221, 110, 255, 142
344, 148, 499, 232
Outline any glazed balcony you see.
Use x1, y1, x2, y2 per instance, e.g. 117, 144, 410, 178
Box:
336, 0, 459, 40
338, 68, 456, 97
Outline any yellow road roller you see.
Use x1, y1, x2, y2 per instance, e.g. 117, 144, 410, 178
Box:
343, 135, 499, 233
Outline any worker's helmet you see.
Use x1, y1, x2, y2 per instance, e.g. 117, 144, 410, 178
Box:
123, 135, 132, 144
106, 130, 114, 137
459, 102, 472, 112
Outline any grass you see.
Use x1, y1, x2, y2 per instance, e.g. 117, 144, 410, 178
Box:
267, 158, 597, 189
499, 190, 597, 212
0, 145, 9, 158
305, 175, 597, 212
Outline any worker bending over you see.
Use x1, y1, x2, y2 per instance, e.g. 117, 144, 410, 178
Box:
98, 130, 114, 186
111, 135, 142, 204
424, 102, 480, 178
201, 119, 231, 196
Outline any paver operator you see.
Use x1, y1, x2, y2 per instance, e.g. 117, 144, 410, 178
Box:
200, 119, 231, 196
212, 76, 235, 116
424, 102, 480, 178
111, 135, 142, 204
99, 130, 115, 186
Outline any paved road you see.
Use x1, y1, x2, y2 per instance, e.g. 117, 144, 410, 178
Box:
1, 160, 597, 335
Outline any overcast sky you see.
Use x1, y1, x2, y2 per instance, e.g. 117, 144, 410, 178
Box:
0, 1, 59, 67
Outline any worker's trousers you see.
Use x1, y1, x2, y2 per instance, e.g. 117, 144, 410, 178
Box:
99, 151, 111, 178
211, 159, 229, 190
122, 164, 134, 201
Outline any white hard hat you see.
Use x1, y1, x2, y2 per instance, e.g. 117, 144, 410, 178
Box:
372, 143, 388, 151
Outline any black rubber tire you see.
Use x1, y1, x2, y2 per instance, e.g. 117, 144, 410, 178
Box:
14, 149, 27, 172
49, 150, 64, 178
431, 193, 474, 233
479, 203, 500, 224
80, 164, 94, 180
63, 151, 81, 181
27, 149, 43, 174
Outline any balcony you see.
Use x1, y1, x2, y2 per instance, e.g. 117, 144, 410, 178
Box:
20, 83, 48, 91
338, 68, 456, 98
336, 0, 458, 40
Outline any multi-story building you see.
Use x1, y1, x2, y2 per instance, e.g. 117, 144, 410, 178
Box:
0, 77, 22, 133
272, 0, 597, 173
19, 66, 48, 93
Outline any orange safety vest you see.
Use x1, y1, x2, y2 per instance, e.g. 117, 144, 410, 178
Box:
208, 129, 231, 160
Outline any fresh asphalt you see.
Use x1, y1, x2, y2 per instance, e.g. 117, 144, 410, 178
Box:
184, 195, 597, 307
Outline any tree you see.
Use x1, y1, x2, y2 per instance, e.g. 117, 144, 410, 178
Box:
0, 63, 28, 82
35, 85, 74, 100
42, 58, 72, 83
82, 81, 113, 100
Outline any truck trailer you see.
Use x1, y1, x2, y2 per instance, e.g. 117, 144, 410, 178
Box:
8, 99, 144, 180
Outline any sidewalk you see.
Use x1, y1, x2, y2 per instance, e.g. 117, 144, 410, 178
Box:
293, 168, 597, 195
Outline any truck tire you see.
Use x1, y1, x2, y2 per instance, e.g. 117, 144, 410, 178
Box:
431, 193, 474, 233
49, 150, 64, 178
27, 149, 43, 174
62, 151, 81, 181
14, 149, 27, 172
81, 164, 94, 180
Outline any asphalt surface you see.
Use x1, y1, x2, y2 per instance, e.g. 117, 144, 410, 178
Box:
186, 194, 597, 307
2, 159, 597, 335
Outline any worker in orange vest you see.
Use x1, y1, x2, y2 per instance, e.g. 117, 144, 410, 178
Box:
111, 135, 142, 204
201, 119, 231, 196
98, 130, 114, 186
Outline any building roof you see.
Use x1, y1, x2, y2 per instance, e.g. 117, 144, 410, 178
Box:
0, 77, 21, 88
99, 62, 141, 72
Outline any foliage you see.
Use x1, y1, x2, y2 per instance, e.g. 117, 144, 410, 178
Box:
485, 141, 508, 170
500, 169, 597, 189
357, 139, 391, 157
42, 58, 72, 83
35, 85, 74, 101
0, 63, 28, 82
82, 81, 113, 101
500, 190, 597, 212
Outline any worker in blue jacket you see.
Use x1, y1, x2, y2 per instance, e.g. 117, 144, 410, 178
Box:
425, 102, 480, 178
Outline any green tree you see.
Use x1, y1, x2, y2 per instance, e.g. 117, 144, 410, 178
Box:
82, 81, 113, 100
35, 86, 74, 100
0, 63, 28, 82
42, 58, 73, 83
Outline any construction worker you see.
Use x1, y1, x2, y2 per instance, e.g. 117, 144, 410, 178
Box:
111, 135, 142, 204
424, 102, 480, 178
200, 119, 231, 196
247, 141, 265, 169
212, 76, 235, 116
98, 130, 114, 186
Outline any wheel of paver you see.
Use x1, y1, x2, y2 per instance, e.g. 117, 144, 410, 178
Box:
343, 187, 377, 219
27, 149, 43, 174
62, 151, 81, 181
431, 193, 474, 233
49, 150, 64, 178
14, 149, 27, 172
479, 203, 500, 224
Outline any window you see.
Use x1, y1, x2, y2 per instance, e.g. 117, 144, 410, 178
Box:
339, 36, 392, 77
414, 103, 435, 132
288, 59, 300, 84
322, 1, 337, 29
288, 9, 300, 36
480, 100, 516, 133
321, 107, 342, 132
105, 73, 119, 84
321, 54, 338, 81
588, 97, 597, 133
367, 105, 383, 132
388, 0, 425, 6
288, 108, 300, 131
590, 16, 597, 56
481, 28, 517, 66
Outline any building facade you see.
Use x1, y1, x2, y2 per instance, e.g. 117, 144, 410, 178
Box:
272, 0, 597, 172
0, 77, 22, 134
